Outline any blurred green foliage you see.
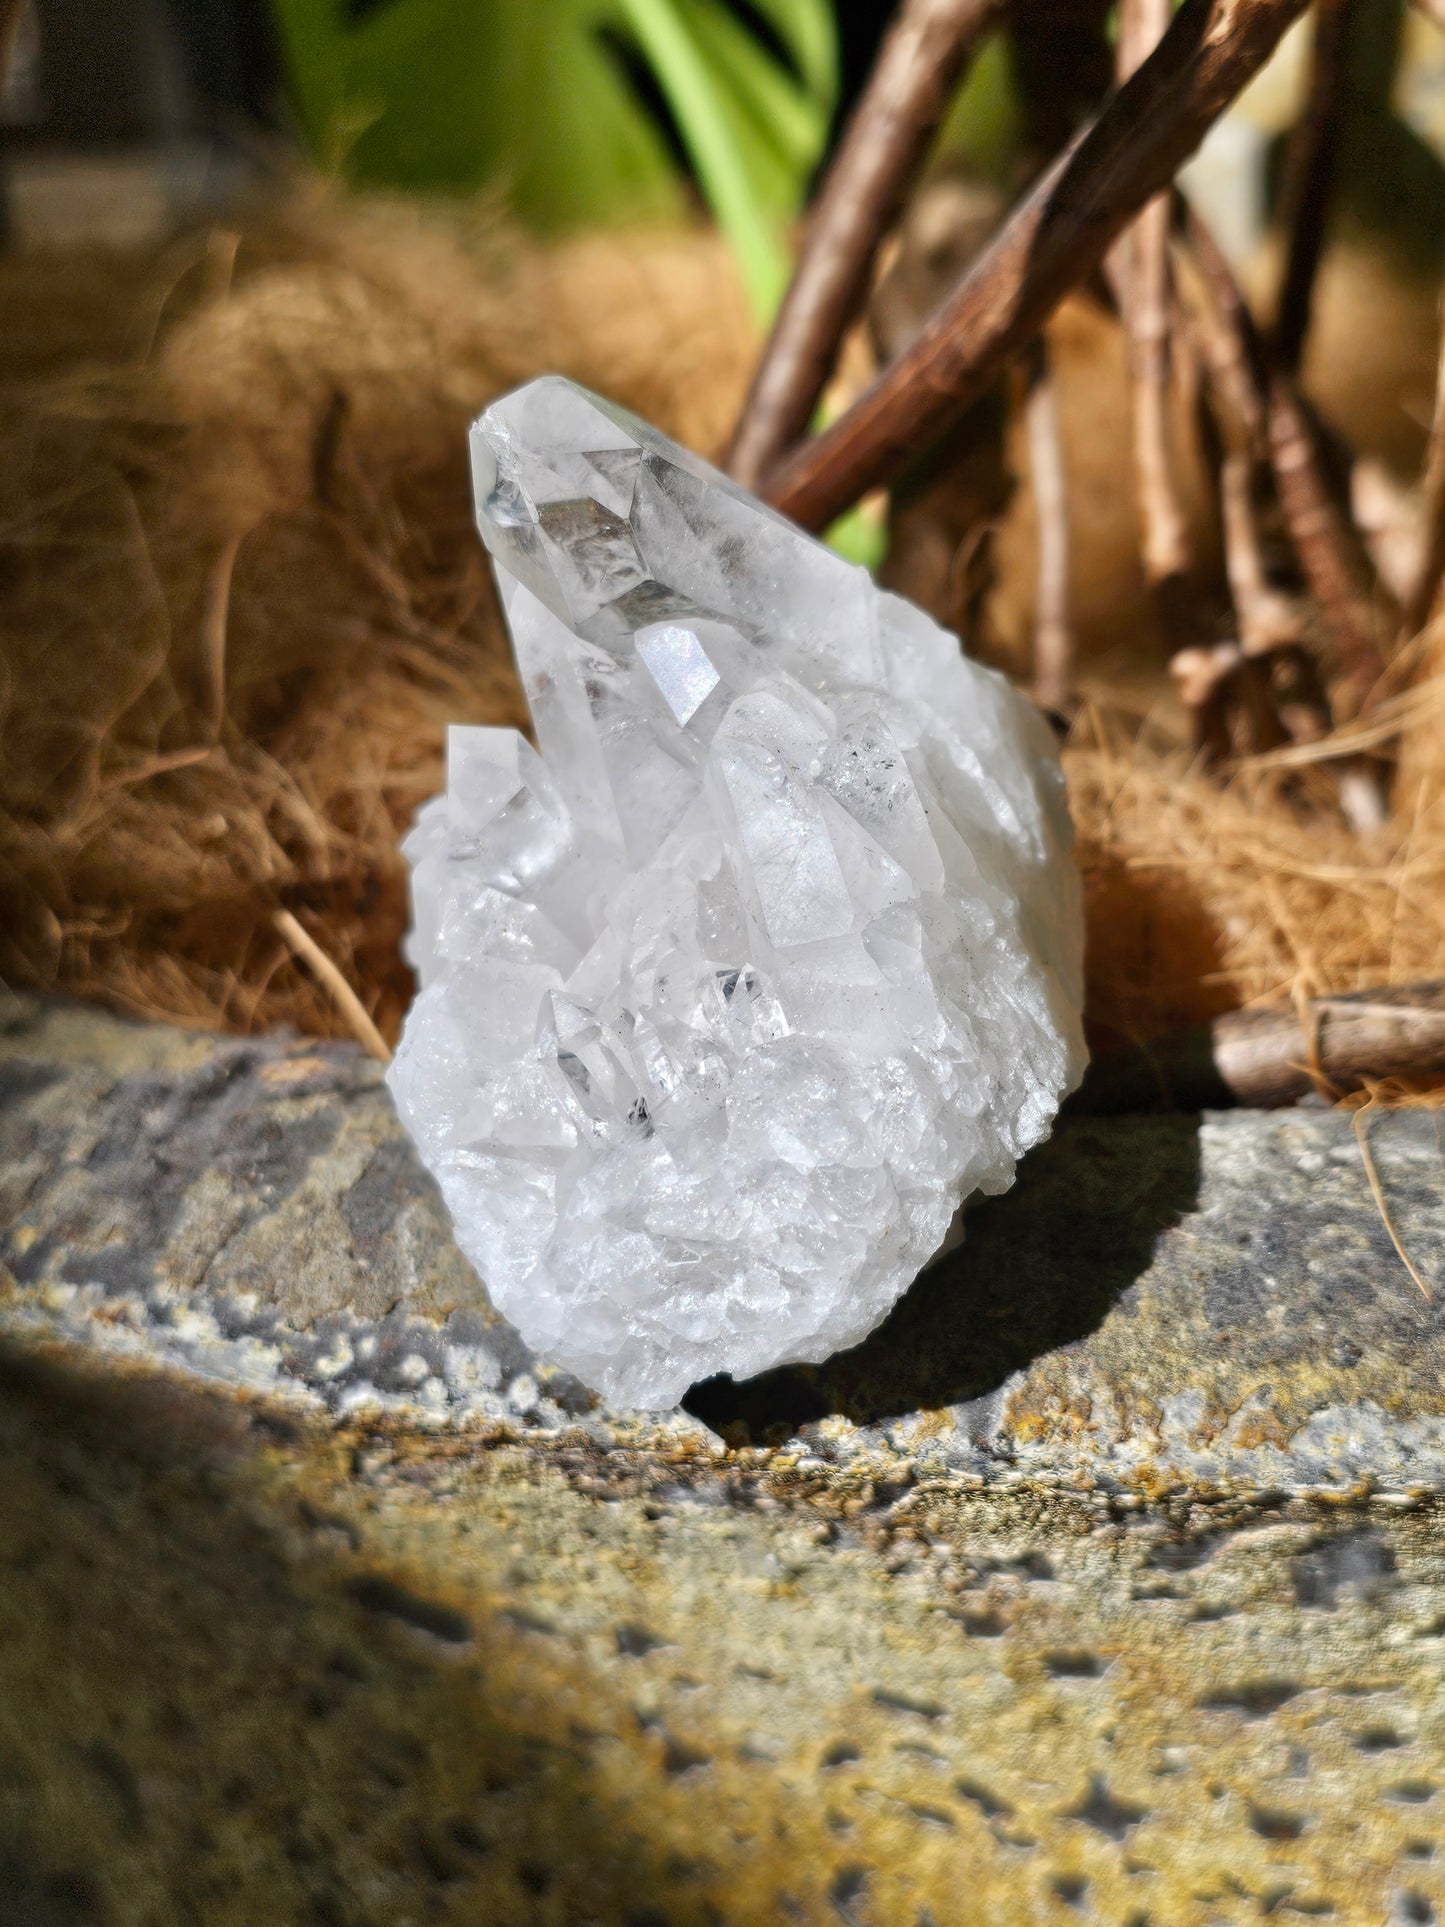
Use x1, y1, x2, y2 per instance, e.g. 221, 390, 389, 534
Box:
935, 32, 1020, 185
268, 0, 838, 319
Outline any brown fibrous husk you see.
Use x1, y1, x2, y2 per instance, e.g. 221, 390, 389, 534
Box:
3, 183, 1444, 1064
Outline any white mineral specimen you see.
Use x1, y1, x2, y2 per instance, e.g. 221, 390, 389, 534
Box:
388, 376, 1086, 1408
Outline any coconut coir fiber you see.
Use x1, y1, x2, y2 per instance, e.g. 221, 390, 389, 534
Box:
3, 186, 1444, 1059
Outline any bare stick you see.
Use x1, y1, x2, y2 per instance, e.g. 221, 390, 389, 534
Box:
1354, 1105, 1433, 1301
1170, 637, 1245, 758
1273, 0, 1354, 372
763, 0, 1311, 532
1175, 219, 1264, 442
728, 0, 1003, 493
1406, 302, 1445, 632
1021, 335, 1073, 711
1219, 450, 1300, 655
1183, 204, 1384, 708
1075, 979, 1445, 1110
1113, 0, 1193, 600
273, 910, 391, 1063
1266, 373, 1383, 707
1221, 464, 1339, 749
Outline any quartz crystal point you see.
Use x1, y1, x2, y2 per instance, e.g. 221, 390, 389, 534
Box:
388, 377, 1086, 1408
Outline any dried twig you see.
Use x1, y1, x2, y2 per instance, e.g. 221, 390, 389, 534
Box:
1272, 0, 1354, 373
1020, 335, 1073, 711
1112, 0, 1193, 612
763, 0, 1311, 533
1219, 451, 1302, 658
1216, 446, 1338, 749
1182, 203, 1385, 713
1266, 374, 1384, 709
199, 531, 244, 741
728, 0, 1004, 493
1075, 978, 1445, 1111
1169, 638, 1245, 759
1353, 1103, 1433, 1301
273, 909, 391, 1063
1406, 304, 1445, 633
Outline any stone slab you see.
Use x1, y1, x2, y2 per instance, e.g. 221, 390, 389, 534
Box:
4, 993, 1445, 1924
3, 990, 1443, 1497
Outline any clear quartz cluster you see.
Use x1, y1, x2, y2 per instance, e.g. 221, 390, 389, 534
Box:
388, 377, 1086, 1408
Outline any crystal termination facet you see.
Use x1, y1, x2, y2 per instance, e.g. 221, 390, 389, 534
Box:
388, 377, 1086, 1408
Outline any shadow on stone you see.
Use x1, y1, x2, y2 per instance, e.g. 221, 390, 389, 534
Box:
683, 1113, 1205, 1440
0, 1348, 722, 1927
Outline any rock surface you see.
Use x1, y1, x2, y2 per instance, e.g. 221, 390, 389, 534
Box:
3, 991, 1445, 1924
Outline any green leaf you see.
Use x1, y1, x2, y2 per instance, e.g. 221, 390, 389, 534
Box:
615, 0, 796, 314
934, 29, 1021, 184
267, 0, 838, 314
823, 501, 888, 572
269, 0, 685, 228
741, 0, 838, 106
677, 0, 829, 177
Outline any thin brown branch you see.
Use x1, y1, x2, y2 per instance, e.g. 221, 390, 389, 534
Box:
1182, 202, 1385, 711
273, 910, 391, 1064
1215, 447, 1339, 748
1354, 1104, 1433, 1301
1075, 979, 1445, 1111
1265, 373, 1383, 708
1175, 222, 1264, 444
1130, 201, 1193, 590
728, 0, 1003, 493
1272, 0, 1354, 372
1219, 450, 1300, 657
1112, 0, 1193, 610
1406, 302, 1445, 633
763, 0, 1311, 533
1353, 456, 1421, 608
1169, 312, 1270, 755
1021, 336, 1073, 711
1170, 638, 1245, 759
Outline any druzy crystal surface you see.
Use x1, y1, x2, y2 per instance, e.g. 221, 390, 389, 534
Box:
388, 377, 1086, 1408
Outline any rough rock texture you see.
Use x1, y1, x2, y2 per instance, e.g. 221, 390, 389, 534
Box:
4, 994, 1445, 1924
7, 991, 1442, 1494
388, 377, 1085, 1405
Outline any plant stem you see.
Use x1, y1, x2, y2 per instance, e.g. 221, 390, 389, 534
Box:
729, 0, 1003, 491
1272, 0, 1354, 372
1112, 0, 1193, 614
1182, 201, 1385, 713
1218, 450, 1300, 657
1406, 302, 1445, 633
1021, 335, 1074, 711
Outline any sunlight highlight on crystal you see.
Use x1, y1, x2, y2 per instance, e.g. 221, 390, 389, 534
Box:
388, 377, 1086, 1407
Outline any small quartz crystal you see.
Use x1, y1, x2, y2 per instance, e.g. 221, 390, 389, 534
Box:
388, 377, 1086, 1407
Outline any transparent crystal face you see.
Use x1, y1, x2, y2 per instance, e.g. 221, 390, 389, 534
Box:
390, 376, 1086, 1408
